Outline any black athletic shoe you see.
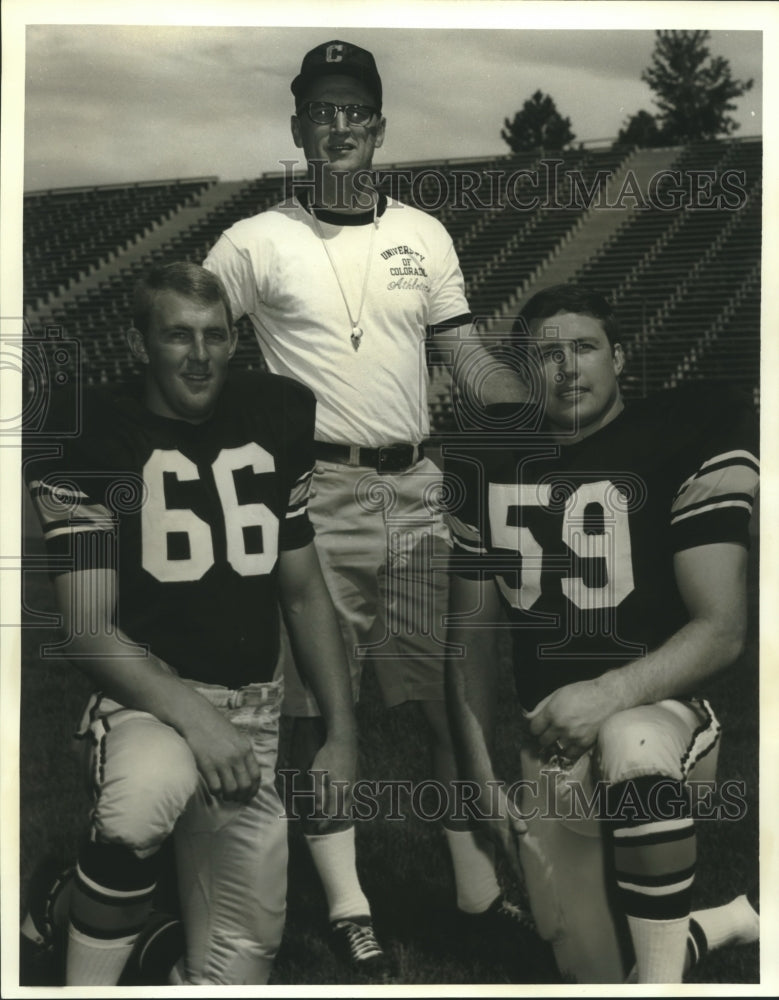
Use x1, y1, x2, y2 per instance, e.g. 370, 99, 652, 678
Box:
330, 916, 392, 981
468, 895, 536, 933
463, 896, 561, 983
19, 859, 73, 985
119, 912, 185, 986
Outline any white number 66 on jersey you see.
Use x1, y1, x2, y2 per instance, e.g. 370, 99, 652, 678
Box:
141, 444, 279, 582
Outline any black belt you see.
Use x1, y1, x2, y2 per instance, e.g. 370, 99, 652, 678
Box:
314, 441, 424, 474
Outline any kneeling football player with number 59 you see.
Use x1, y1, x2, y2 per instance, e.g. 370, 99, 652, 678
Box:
444, 284, 759, 983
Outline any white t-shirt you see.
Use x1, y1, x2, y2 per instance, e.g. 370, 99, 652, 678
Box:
204, 196, 470, 447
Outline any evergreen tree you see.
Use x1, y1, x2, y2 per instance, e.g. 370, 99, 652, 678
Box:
501, 90, 575, 153
617, 30, 753, 148
615, 109, 666, 149
645, 29, 753, 142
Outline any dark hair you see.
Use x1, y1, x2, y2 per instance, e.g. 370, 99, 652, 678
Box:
132, 262, 233, 337
512, 284, 620, 348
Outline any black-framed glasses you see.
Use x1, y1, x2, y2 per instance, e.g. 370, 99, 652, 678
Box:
299, 102, 378, 126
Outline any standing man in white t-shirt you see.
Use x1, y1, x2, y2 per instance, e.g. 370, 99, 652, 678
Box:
204, 39, 534, 979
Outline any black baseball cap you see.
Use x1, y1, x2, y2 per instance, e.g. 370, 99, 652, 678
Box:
291, 40, 383, 109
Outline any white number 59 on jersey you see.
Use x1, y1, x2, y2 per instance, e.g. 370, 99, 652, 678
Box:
142, 444, 279, 582
489, 480, 635, 611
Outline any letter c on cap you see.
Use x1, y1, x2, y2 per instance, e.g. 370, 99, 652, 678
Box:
326, 43, 345, 63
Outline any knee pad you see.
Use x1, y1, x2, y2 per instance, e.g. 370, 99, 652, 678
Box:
92, 716, 200, 854
596, 707, 684, 785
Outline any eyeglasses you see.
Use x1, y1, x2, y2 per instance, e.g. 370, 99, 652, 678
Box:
299, 102, 378, 126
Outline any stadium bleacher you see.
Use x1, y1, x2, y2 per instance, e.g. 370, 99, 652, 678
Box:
23, 179, 216, 313
22, 138, 762, 431
573, 139, 761, 399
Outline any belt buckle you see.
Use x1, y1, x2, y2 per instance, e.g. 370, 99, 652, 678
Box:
377, 444, 412, 474
225, 690, 242, 709
233, 687, 269, 708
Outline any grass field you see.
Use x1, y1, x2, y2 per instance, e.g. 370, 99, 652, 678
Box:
17, 520, 760, 987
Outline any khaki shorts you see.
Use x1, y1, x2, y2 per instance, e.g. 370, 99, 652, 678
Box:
282, 456, 452, 716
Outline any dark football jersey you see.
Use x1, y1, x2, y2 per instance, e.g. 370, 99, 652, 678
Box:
26, 371, 316, 687
444, 384, 759, 711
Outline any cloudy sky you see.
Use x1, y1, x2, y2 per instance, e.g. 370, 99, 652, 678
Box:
8, 2, 768, 192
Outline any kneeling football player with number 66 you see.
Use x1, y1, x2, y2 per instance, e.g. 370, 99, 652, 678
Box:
25, 262, 357, 986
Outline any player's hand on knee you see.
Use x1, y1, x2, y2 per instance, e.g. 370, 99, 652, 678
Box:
185, 711, 262, 802
216, 749, 263, 803
528, 678, 621, 761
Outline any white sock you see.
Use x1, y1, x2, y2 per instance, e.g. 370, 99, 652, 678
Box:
66, 922, 138, 985
691, 894, 759, 951
444, 827, 501, 914
305, 827, 371, 923
627, 914, 688, 983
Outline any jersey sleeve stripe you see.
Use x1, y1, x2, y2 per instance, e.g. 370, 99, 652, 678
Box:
43, 520, 115, 541
673, 467, 759, 512
697, 449, 759, 474
671, 495, 755, 526
34, 500, 113, 528
287, 469, 313, 510
287, 496, 310, 514
28, 479, 89, 500
674, 452, 759, 499
674, 490, 755, 515
285, 506, 308, 520
452, 537, 488, 556
447, 513, 487, 554
672, 459, 759, 515
280, 465, 315, 550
